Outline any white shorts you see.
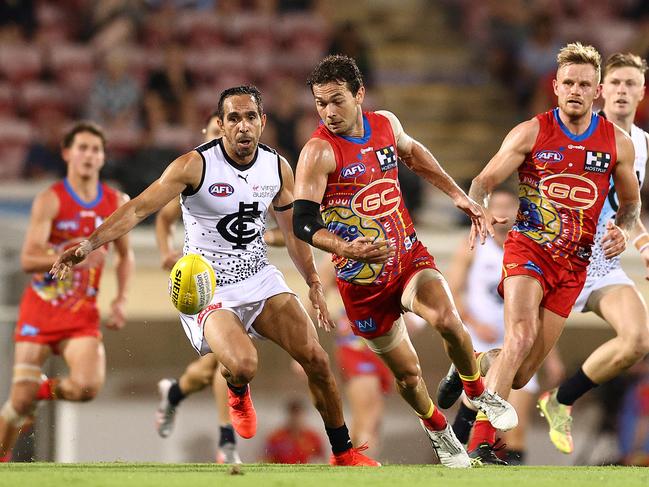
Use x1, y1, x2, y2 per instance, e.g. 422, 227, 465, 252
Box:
179, 264, 293, 355
573, 267, 634, 313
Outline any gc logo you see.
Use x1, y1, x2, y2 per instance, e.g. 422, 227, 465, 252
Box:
539, 174, 597, 209
350, 178, 400, 218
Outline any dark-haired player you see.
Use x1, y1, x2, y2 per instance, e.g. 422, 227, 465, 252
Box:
0, 122, 134, 461
292, 55, 517, 468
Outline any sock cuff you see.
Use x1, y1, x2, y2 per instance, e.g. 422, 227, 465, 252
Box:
459, 370, 481, 381
476, 411, 489, 422
416, 400, 435, 419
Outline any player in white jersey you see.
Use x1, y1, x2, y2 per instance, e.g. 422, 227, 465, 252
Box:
445, 187, 565, 464
153, 111, 242, 463
51, 85, 379, 466
538, 53, 649, 455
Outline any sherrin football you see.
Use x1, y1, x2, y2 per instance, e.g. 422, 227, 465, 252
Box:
168, 254, 216, 315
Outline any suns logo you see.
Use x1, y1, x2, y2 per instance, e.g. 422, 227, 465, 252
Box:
350, 179, 400, 219
539, 174, 598, 210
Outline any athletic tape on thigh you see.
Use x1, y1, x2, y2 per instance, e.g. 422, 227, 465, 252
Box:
401, 268, 444, 312
13, 364, 42, 384
364, 317, 408, 354
0, 401, 30, 427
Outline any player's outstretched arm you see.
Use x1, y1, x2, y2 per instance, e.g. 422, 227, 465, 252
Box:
51, 151, 203, 279
378, 109, 502, 247
107, 191, 135, 330
155, 198, 183, 271
603, 127, 640, 258
293, 138, 394, 264
273, 156, 334, 330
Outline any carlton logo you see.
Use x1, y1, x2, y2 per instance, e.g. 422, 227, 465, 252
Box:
209, 183, 234, 197
534, 150, 564, 163
351, 178, 400, 218
341, 162, 366, 179
539, 174, 598, 210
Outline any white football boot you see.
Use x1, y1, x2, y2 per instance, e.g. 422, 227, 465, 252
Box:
469, 389, 518, 431
420, 421, 471, 468
155, 378, 178, 438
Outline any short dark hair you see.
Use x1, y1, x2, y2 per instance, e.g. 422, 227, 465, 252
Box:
307, 55, 363, 95
62, 121, 106, 150
217, 85, 263, 119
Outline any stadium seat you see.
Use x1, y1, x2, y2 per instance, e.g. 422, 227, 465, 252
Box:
0, 45, 42, 85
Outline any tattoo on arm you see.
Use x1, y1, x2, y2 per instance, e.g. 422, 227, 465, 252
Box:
616, 202, 641, 233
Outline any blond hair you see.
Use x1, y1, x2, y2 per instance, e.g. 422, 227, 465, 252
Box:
603, 52, 648, 81
557, 42, 602, 82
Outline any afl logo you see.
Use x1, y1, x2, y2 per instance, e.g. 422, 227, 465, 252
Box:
351, 178, 400, 218
539, 174, 598, 210
534, 150, 564, 163
209, 183, 234, 197
341, 162, 366, 179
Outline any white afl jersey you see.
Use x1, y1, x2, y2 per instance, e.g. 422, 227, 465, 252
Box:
181, 138, 282, 287
587, 123, 648, 279
464, 237, 505, 348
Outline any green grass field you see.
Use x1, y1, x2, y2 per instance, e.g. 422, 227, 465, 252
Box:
1, 463, 647, 487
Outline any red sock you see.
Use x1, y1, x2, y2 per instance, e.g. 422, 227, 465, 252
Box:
0, 453, 11, 462
36, 378, 59, 401
419, 401, 448, 431
460, 372, 485, 399
467, 414, 496, 451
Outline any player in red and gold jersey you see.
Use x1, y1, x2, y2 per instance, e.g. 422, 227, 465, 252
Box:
460, 42, 640, 463
293, 55, 517, 468
0, 122, 134, 461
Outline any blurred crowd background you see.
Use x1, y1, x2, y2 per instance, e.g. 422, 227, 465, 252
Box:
1, 0, 649, 466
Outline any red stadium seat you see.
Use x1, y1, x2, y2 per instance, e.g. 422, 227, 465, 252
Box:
0, 45, 42, 85
49, 44, 97, 98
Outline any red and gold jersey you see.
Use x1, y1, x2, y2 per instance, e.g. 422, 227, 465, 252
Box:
21, 179, 120, 319
312, 111, 417, 286
513, 108, 618, 269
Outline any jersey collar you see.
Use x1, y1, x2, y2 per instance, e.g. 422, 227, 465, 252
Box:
553, 107, 599, 142
338, 114, 372, 144
63, 178, 103, 209
218, 138, 258, 171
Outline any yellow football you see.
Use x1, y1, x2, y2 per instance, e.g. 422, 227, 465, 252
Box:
168, 254, 216, 315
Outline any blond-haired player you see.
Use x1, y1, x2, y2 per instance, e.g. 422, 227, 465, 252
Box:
538, 52, 649, 455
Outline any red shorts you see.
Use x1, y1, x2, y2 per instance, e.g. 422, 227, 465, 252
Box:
336, 345, 392, 394
337, 241, 438, 339
15, 288, 101, 354
498, 233, 587, 318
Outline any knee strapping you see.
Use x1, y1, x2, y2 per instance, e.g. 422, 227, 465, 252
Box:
0, 401, 31, 428
12, 364, 42, 384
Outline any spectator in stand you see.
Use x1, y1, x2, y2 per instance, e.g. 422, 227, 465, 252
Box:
266, 77, 303, 166
22, 108, 68, 180
143, 42, 197, 133
618, 358, 649, 466
87, 48, 141, 129
264, 399, 324, 464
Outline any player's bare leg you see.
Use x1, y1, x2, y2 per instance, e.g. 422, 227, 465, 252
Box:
56, 337, 106, 402
406, 270, 516, 431
583, 285, 649, 383
253, 292, 379, 466
540, 285, 649, 454
203, 310, 258, 439
345, 375, 384, 456
0, 342, 50, 459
